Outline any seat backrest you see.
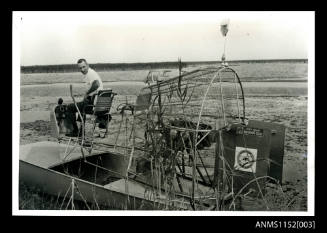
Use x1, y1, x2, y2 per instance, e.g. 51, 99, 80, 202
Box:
135, 92, 152, 111
93, 89, 115, 113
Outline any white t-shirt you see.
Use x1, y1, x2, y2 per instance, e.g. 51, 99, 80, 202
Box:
83, 67, 104, 96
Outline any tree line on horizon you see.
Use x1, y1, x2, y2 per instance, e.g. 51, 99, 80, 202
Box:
21, 59, 308, 74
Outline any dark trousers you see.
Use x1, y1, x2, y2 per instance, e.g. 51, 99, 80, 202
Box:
65, 96, 95, 135
67, 96, 94, 114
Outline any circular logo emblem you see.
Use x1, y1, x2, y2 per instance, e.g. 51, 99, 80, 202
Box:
237, 149, 255, 169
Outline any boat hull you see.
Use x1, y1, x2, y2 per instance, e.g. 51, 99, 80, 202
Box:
19, 159, 158, 210
19, 141, 192, 210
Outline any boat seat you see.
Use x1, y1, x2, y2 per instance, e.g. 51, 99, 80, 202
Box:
83, 89, 117, 138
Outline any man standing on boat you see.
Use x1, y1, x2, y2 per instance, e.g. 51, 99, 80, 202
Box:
56, 58, 104, 136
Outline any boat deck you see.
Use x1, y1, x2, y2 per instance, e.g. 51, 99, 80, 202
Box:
104, 179, 166, 200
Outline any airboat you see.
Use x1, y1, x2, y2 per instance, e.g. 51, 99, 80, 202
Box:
19, 22, 286, 211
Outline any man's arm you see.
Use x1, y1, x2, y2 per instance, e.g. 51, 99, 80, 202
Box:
84, 80, 100, 98
86, 80, 100, 95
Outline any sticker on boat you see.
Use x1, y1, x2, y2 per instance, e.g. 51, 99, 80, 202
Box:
234, 146, 258, 173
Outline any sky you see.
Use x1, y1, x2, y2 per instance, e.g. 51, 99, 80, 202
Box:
14, 11, 314, 66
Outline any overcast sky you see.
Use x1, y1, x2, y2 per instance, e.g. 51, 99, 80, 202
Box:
14, 11, 314, 66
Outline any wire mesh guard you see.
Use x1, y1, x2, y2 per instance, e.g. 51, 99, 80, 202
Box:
145, 66, 245, 129
112, 66, 247, 209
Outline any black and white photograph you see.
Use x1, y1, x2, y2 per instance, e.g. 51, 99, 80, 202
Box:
12, 11, 314, 216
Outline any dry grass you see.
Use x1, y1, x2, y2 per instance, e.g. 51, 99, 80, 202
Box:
19, 181, 62, 210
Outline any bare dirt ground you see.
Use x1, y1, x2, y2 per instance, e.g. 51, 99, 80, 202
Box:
244, 96, 308, 210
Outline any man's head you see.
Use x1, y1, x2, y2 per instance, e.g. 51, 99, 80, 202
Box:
77, 58, 89, 75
